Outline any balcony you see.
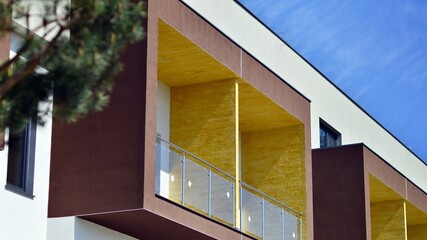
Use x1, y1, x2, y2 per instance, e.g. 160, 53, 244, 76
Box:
156, 137, 302, 240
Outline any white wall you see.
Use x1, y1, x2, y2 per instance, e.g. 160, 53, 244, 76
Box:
156, 81, 171, 141
0, 32, 53, 239
0, 105, 52, 240
46, 217, 75, 240
156, 81, 171, 197
182, 0, 427, 193
47, 217, 137, 240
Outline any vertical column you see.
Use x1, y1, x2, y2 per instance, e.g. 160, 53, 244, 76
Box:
234, 79, 241, 229
371, 200, 407, 240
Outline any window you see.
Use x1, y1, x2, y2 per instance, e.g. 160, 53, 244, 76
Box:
6, 118, 37, 198
319, 119, 341, 148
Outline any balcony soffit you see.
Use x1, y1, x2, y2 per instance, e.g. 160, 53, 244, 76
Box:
239, 82, 301, 132
158, 19, 303, 131
158, 20, 237, 87
369, 174, 427, 225
369, 174, 403, 203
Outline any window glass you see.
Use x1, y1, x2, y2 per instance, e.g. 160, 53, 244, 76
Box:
7, 128, 27, 188
319, 120, 341, 148
6, 118, 37, 197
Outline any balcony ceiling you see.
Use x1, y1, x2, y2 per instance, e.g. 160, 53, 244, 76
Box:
369, 174, 403, 203
369, 174, 427, 225
239, 82, 301, 132
407, 202, 427, 225
158, 20, 237, 87
158, 20, 302, 132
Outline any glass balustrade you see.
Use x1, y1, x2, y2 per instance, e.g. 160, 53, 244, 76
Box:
264, 199, 282, 240
241, 186, 263, 238
210, 171, 235, 225
155, 137, 302, 240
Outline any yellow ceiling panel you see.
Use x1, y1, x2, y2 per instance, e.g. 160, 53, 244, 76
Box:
369, 174, 403, 203
406, 202, 427, 225
158, 19, 301, 132
369, 174, 427, 225
158, 20, 237, 87
239, 82, 301, 132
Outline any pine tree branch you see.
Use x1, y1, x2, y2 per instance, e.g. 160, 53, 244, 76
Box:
0, 17, 63, 74
0, 9, 81, 100
0, 25, 64, 101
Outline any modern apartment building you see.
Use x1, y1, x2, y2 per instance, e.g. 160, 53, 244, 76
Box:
1, 0, 426, 239
49, 0, 312, 239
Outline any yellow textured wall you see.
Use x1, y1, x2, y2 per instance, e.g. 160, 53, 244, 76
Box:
408, 224, 427, 240
241, 125, 306, 237
371, 200, 407, 240
170, 79, 237, 176
169, 79, 238, 220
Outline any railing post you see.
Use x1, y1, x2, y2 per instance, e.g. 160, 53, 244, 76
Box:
208, 169, 212, 217
232, 183, 235, 228
281, 209, 285, 240
155, 137, 161, 195
240, 185, 243, 231
261, 198, 265, 239
181, 154, 186, 206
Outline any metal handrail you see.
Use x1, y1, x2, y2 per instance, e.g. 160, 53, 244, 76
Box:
157, 137, 236, 180
240, 181, 301, 217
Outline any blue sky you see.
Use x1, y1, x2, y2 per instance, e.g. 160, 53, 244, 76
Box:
239, 0, 427, 162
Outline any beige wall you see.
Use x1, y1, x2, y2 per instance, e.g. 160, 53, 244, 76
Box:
170, 79, 238, 176
371, 200, 407, 240
241, 125, 306, 237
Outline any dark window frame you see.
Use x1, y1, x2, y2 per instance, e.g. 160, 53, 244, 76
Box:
5, 117, 37, 199
319, 118, 341, 148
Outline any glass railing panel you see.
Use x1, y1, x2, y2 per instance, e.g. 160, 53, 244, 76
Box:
284, 210, 299, 240
184, 157, 209, 213
264, 200, 283, 240
155, 142, 162, 195
241, 186, 263, 238
169, 147, 184, 203
211, 171, 234, 225
156, 138, 303, 239
155, 141, 183, 203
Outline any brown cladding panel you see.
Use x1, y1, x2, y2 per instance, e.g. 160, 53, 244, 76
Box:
407, 180, 427, 214
0, 33, 10, 63
82, 207, 254, 240
48, 32, 148, 216
312, 144, 368, 240
0, 33, 10, 150
82, 210, 216, 240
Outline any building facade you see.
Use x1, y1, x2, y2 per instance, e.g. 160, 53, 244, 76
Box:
1, 0, 426, 239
